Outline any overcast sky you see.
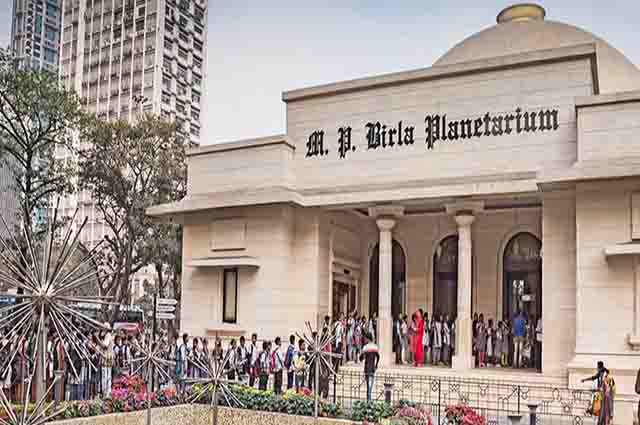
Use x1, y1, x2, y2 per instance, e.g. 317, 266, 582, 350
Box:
2, 1, 639, 145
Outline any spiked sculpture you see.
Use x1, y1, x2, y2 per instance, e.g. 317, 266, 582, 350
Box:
296, 321, 343, 424
0, 363, 65, 424
183, 350, 246, 425
128, 340, 176, 425
0, 205, 111, 405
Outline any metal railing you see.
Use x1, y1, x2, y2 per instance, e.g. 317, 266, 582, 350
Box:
329, 370, 601, 425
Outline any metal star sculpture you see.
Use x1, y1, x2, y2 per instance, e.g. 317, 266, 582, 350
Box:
128, 340, 176, 425
0, 205, 111, 397
184, 350, 246, 425
0, 366, 65, 425
296, 320, 343, 423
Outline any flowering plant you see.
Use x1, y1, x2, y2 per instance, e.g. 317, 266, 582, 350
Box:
393, 404, 432, 425
445, 404, 486, 425
113, 374, 147, 393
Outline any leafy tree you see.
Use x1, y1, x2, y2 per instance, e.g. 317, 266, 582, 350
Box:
0, 46, 83, 231
77, 114, 188, 317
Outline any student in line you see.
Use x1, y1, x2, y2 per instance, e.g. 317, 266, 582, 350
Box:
360, 332, 380, 402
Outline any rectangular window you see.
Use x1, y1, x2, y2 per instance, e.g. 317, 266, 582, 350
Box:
44, 48, 57, 64
223, 268, 238, 323
46, 3, 58, 18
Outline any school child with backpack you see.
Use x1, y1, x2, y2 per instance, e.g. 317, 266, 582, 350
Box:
284, 335, 296, 389
271, 337, 284, 394
293, 339, 307, 392
257, 341, 271, 391
175, 333, 189, 392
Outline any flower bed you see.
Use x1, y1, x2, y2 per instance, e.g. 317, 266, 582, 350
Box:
444, 404, 487, 425
32, 376, 484, 425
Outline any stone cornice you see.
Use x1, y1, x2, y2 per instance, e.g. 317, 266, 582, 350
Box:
283, 43, 597, 102
187, 134, 293, 157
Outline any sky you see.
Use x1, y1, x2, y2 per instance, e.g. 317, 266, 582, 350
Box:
2, 1, 639, 145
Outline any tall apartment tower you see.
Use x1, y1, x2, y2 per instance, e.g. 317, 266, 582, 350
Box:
55, 0, 207, 296
10, 0, 63, 71
4, 0, 63, 237
59, 0, 207, 138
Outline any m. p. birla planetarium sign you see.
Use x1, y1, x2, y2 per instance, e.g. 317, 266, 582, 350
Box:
305, 107, 559, 159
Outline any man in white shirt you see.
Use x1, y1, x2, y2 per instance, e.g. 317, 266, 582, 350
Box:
272, 337, 284, 394
226, 339, 238, 380
249, 333, 258, 387
100, 323, 113, 397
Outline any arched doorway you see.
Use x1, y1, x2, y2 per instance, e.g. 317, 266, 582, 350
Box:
433, 235, 458, 318
502, 232, 542, 370
502, 232, 541, 320
369, 240, 406, 319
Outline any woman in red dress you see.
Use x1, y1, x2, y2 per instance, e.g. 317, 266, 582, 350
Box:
413, 310, 424, 366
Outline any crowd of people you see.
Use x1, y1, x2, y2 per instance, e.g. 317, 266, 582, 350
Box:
0, 308, 542, 404
390, 309, 542, 370
0, 323, 165, 403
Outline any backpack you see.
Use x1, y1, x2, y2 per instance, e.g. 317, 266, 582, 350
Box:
256, 351, 269, 376
176, 344, 187, 363
270, 352, 276, 372
284, 345, 294, 369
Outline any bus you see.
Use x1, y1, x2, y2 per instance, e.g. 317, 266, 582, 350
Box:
74, 302, 145, 334
113, 305, 145, 334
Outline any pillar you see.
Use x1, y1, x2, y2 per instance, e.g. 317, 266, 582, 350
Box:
376, 217, 396, 367
452, 212, 475, 370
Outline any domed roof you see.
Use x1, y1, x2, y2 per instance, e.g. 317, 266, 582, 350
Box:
434, 4, 640, 93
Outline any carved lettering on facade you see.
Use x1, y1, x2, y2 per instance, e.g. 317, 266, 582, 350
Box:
305, 107, 559, 159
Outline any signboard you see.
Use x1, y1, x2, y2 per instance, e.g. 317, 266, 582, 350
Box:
155, 312, 176, 320
157, 298, 178, 306
305, 107, 560, 160
156, 304, 176, 313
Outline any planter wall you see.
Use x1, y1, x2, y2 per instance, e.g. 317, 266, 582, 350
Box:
48, 405, 357, 425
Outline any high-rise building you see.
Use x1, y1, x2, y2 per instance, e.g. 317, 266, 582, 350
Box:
10, 0, 62, 71
4, 1, 63, 236
59, 0, 207, 139
56, 0, 207, 298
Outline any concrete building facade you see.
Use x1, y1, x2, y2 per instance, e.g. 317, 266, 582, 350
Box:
10, 0, 62, 71
55, 0, 207, 292
149, 4, 640, 421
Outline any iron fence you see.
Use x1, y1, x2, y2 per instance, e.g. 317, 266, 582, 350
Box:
329, 370, 605, 425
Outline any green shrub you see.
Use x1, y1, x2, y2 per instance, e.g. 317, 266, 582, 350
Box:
321, 401, 343, 418
351, 400, 394, 423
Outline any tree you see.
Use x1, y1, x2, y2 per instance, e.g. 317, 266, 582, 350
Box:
77, 114, 188, 316
0, 46, 83, 232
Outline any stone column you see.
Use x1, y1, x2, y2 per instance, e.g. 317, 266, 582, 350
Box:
376, 217, 396, 367
452, 212, 475, 371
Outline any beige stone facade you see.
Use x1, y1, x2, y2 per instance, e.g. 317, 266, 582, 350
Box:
149, 3, 640, 421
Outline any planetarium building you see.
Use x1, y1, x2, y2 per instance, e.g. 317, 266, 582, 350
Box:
150, 3, 640, 417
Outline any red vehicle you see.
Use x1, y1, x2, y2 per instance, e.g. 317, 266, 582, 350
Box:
74, 303, 145, 334
113, 305, 145, 334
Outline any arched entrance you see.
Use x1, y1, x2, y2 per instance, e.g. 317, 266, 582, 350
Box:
369, 240, 406, 319
502, 232, 542, 370
433, 235, 458, 318
502, 232, 542, 320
